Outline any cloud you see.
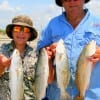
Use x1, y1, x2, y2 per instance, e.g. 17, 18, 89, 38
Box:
32, 3, 61, 31
0, 0, 23, 29
0, 0, 21, 13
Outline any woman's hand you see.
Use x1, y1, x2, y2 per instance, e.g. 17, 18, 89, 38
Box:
0, 54, 11, 75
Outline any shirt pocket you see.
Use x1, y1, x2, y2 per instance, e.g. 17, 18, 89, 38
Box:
76, 28, 100, 46
85, 29, 100, 46
75, 33, 89, 47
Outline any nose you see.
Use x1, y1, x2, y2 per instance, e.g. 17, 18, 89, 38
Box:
20, 31, 24, 35
65, 0, 78, 2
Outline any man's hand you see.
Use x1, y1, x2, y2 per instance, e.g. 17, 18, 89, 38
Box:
50, 43, 57, 58
45, 43, 57, 60
45, 46, 53, 60
45, 42, 57, 84
88, 46, 100, 63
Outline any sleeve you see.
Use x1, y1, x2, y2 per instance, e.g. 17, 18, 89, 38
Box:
0, 44, 5, 54
37, 23, 53, 50
0, 43, 10, 57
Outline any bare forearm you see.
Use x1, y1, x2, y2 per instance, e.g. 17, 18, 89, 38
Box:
48, 59, 55, 84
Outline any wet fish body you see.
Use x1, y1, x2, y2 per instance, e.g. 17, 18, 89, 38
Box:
9, 49, 24, 100
35, 48, 49, 100
74, 40, 96, 100
55, 39, 70, 100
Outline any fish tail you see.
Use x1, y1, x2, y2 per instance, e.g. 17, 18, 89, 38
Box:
74, 95, 84, 100
60, 91, 70, 100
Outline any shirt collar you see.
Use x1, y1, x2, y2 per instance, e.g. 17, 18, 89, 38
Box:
59, 8, 90, 23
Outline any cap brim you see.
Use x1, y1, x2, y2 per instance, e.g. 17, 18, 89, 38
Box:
55, 0, 90, 7
6, 23, 38, 41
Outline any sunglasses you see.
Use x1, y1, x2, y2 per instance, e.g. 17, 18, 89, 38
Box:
13, 26, 30, 33
64, 0, 78, 2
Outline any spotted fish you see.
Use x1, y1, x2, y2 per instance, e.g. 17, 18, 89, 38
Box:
74, 40, 96, 100
55, 39, 70, 100
35, 48, 49, 100
9, 49, 24, 100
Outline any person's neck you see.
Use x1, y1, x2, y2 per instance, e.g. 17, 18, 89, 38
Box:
15, 44, 26, 54
66, 10, 85, 29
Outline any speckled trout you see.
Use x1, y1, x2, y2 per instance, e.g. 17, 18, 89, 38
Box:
9, 49, 24, 100
35, 48, 49, 100
55, 39, 70, 100
74, 40, 96, 100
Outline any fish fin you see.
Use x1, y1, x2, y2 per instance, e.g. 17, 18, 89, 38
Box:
60, 91, 70, 100
74, 95, 84, 100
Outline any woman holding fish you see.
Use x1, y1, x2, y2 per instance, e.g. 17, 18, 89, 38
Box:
37, 0, 100, 100
0, 15, 38, 100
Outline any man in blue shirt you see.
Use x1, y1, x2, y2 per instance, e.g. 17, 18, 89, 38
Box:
37, 0, 100, 100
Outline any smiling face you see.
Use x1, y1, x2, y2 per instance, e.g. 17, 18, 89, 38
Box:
12, 25, 31, 45
62, 0, 85, 15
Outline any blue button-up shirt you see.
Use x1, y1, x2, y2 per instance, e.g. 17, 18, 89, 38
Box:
37, 9, 100, 100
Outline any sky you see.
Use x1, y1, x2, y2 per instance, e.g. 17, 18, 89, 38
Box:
0, 0, 100, 32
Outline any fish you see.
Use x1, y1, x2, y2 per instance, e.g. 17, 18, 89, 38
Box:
35, 48, 49, 100
9, 49, 24, 100
74, 40, 96, 100
55, 39, 70, 100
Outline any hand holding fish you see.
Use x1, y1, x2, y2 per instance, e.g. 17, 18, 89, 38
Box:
50, 43, 57, 58
45, 46, 53, 60
0, 54, 11, 75
45, 43, 57, 84
88, 46, 100, 64
45, 46, 54, 84
45, 42, 57, 60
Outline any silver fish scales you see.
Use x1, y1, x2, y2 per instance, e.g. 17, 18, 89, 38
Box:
55, 39, 70, 100
35, 48, 49, 100
74, 40, 96, 100
9, 49, 24, 100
